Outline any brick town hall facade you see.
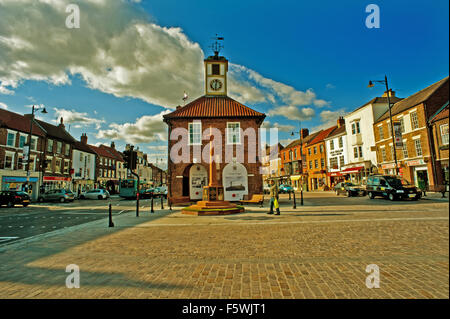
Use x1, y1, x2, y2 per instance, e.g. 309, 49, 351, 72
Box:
163, 51, 266, 203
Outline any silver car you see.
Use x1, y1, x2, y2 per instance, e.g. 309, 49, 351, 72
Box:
38, 189, 75, 203
80, 189, 110, 200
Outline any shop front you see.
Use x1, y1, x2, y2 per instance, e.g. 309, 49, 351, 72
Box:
42, 176, 72, 193
328, 171, 344, 188
405, 159, 429, 190
341, 166, 364, 184
1, 176, 39, 201
381, 163, 397, 175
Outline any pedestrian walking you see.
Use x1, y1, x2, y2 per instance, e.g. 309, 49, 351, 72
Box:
267, 180, 280, 215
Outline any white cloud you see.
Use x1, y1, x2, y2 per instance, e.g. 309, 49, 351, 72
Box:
312, 109, 347, 131
267, 105, 315, 121
261, 121, 295, 132
53, 108, 105, 129
0, 0, 331, 113
0, 102, 7, 109
96, 110, 170, 144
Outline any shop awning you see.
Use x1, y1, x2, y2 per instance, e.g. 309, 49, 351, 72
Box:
290, 176, 301, 181
341, 166, 364, 174
328, 172, 343, 177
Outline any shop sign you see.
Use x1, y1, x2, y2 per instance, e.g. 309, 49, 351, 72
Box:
381, 163, 396, 169
406, 159, 425, 167
2, 176, 38, 183
43, 176, 72, 182
393, 121, 404, 149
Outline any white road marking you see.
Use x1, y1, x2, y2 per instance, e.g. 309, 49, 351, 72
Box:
0, 237, 19, 243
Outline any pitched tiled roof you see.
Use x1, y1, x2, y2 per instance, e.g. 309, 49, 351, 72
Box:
349, 96, 403, 116
99, 144, 124, 162
431, 103, 449, 123
74, 141, 96, 154
163, 96, 266, 120
88, 145, 117, 159
376, 76, 449, 123
308, 125, 338, 145
285, 131, 321, 149
325, 125, 346, 139
34, 119, 76, 143
0, 109, 45, 136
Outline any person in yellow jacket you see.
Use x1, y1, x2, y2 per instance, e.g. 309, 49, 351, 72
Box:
267, 180, 280, 215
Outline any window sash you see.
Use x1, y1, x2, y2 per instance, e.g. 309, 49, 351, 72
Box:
414, 140, 423, 157
19, 135, 26, 148
441, 124, 449, 145
411, 112, 419, 130
189, 122, 202, 145
7, 133, 15, 147
379, 126, 384, 140
227, 123, 240, 144
338, 137, 343, 148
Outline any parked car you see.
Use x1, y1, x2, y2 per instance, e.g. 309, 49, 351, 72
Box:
139, 188, 154, 199
334, 182, 366, 197
38, 189, 75, 203
153, 186, 168, 198
366, 175, 421, 201
279, 184, 294, 193
0, 190, 31, 207
263, 184, 271, 194
79, 189, 110, 200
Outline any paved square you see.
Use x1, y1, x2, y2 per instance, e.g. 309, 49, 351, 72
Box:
0, 193, 448, 298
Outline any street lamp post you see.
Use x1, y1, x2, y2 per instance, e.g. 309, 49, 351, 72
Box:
291, 125, 304, 206
368, 75, 399, 175
26, 105, 47, 195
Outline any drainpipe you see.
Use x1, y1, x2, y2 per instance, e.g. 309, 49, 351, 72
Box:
424, 102, 438, 188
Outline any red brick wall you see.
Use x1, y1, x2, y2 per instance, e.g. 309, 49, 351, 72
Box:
166, 117, 263, 200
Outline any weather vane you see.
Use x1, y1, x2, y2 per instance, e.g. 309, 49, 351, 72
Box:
209, 34, 224, 56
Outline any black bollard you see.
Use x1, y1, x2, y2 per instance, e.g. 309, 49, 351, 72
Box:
289, 191, 291, 200
293, 190, 296, 209
151, 194, 155, 213
161, 195, 164, 210
136, 192, 139, 217
169, 198, 172, 211
108, 203, 114, 227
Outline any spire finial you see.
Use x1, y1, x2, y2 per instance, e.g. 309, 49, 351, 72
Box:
210, 34, 224, 57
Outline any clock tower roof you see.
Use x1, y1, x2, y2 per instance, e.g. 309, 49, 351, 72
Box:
163, 95, 265, 122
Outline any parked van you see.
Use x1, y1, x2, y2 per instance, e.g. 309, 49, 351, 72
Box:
366, 175, 421, 201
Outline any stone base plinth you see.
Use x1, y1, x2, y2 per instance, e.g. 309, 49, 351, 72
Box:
182, 200, 244, 216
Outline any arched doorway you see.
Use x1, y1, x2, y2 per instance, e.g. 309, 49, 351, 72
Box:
222, 162, 248, 201
189, 164, 208, 200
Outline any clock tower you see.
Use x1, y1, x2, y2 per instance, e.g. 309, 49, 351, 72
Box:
204, 46, 228, 96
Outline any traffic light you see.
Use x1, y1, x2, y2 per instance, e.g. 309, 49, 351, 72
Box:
123, 150, 131, 169
130, 150, 137, 170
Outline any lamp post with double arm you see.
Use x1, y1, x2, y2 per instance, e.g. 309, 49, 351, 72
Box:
368, 75, 399, 175
291, 125, 304, 207
26, 105, 47, 196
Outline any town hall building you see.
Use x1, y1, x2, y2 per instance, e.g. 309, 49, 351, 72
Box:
163, 49, 266, 203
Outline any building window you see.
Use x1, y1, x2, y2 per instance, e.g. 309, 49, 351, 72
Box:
330, 140, 334, 150
381, 148, 387, 162
7, 132, 16, 147
330, 157, 338, 169
441, 124, 449, 145
351, 121, 360, 135
55, 158, 62, 173
4, 152, 14, 169
45, 156, 52, 172
212, 64, 220, 75
313, 146, 317, 154
414, 139, 423, 157
65, 144, 70, 156
294, 149, 297, 159
227, 122, 241, 144
64, 160, 70, 174
47, 139, 54, 153
339, 155, 345, 167
79, 153, 83, 162
321, 158, 325, 168
411, 112, 419, 130
19, 135, 26, 148
17, 155, 24, 170
390, 145, 395, 161
320, 145, 324, 153
314, 159, 318, 169
338, 137, 343, 148
309, 161, 312, 169
387, 122, 392, 137
57, 141, 62, 154
359, 146, 363, 158
188, 122, 202, 145
30, 137, 37, 151
378, 126, 384, 140
289, 151, 293, 160
308, 148, 311, 155
402, 143, 408, 159
399, 118, 405, 133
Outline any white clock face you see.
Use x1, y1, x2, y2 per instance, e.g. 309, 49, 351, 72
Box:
210, 79, 223, 91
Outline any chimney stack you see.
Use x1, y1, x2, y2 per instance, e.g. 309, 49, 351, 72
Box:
337, 117, 345, 128
111, 141, 115, 149
382, 89, 396, 98
300, 128, 309, 139
80, 133, 88, 144
59, 117, 65, 129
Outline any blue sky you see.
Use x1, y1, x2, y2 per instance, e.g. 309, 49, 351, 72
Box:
0, 0, 448, 168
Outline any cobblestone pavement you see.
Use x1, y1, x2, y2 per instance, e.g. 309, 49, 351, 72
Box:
0, 193, 448, 299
